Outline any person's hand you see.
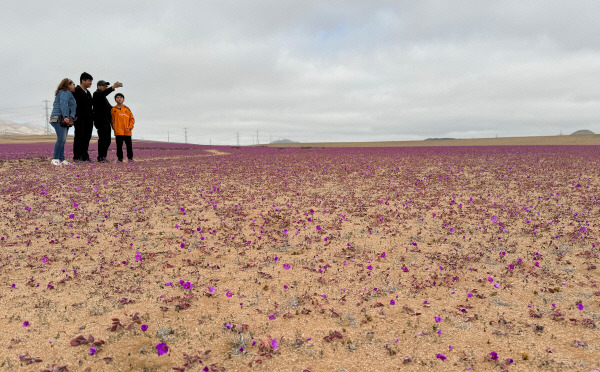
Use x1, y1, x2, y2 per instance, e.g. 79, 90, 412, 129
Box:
113, 81, 123, 89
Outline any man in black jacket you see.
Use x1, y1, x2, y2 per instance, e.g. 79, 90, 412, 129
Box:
93, 80, 122, 162
72, 72, 94, 162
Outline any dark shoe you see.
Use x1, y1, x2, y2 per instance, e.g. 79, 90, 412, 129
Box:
117, 159, 123, 163
128, 159, 134, 163
98, 159, 110, 163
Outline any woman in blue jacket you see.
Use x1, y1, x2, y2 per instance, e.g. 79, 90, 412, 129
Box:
50, 78, 76, 166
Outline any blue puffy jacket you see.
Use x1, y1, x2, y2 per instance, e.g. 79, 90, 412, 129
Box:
51, 90, 76, 121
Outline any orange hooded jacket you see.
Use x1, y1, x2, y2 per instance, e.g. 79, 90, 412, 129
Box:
111, 105, 135, 136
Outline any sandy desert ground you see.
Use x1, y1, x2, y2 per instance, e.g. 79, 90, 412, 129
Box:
1, 137, 599, 371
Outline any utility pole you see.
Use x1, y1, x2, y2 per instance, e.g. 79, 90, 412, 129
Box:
168, 131, 170, 142
236, 132, 240, 146
256, 130, 259, 145
210, 139, 212, 146
43, 100, 50, 135
184, 128, 188, 144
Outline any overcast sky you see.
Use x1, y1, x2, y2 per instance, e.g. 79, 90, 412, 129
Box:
2, 1, 600, 145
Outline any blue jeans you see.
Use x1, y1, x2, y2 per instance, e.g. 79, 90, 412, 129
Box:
51, 121, 69, 162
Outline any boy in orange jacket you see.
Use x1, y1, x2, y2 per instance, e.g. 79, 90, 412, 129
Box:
111, 93, 135, 162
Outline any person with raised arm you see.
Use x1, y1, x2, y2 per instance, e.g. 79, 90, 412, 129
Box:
93, 79, 122, 162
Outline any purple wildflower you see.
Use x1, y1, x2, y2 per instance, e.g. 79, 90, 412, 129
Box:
156, 342, 169, 356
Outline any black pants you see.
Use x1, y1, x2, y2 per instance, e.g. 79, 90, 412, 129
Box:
73, 119, 93, 161
115, 135, 133, 161
96, 124, 112, 161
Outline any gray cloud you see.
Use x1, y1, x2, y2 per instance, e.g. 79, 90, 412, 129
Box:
2, 1, 600, 144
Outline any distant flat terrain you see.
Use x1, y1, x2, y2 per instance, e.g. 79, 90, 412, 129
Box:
2, 134, 600, 146
262, 134, 600, 147
0, 134, 92, 144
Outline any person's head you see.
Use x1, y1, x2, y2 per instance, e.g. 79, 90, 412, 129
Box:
55, 78, 76, 96
97, 80, 110, 91
80, 72, 93, 89
115, 93, 125, 105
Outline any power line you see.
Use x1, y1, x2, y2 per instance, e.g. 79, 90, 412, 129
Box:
0, 105, 40, 112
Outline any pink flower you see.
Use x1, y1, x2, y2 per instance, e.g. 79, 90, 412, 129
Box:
89, 347, 97, 355
578, 303, 584, 311
436, 353, 446, 361
283, 263, 291, 270
271, 339, 279, 350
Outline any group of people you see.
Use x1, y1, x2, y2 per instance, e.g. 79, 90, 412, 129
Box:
50, 72, 136, 165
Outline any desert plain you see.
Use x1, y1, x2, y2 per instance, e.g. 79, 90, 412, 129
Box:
1, 135, 600, 371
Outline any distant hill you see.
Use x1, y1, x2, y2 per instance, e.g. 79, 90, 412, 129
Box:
270, 139, 297, 144
425, 137, 455, 141
0, 120, 46, 136
571, 129, 595, 135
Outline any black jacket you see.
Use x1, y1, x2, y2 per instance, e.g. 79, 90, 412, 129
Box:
73, 86, 93, 122
93, 87, 115, 126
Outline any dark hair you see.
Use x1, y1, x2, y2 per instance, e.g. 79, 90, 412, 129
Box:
115, 93, 125, 100
80, 72, 93, 83
55, 78, 74, 96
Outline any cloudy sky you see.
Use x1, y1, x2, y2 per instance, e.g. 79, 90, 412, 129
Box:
2, 1, 600, 144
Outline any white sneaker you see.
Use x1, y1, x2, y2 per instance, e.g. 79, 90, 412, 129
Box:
51, 159, 61, 166
61, 160, 72, 166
